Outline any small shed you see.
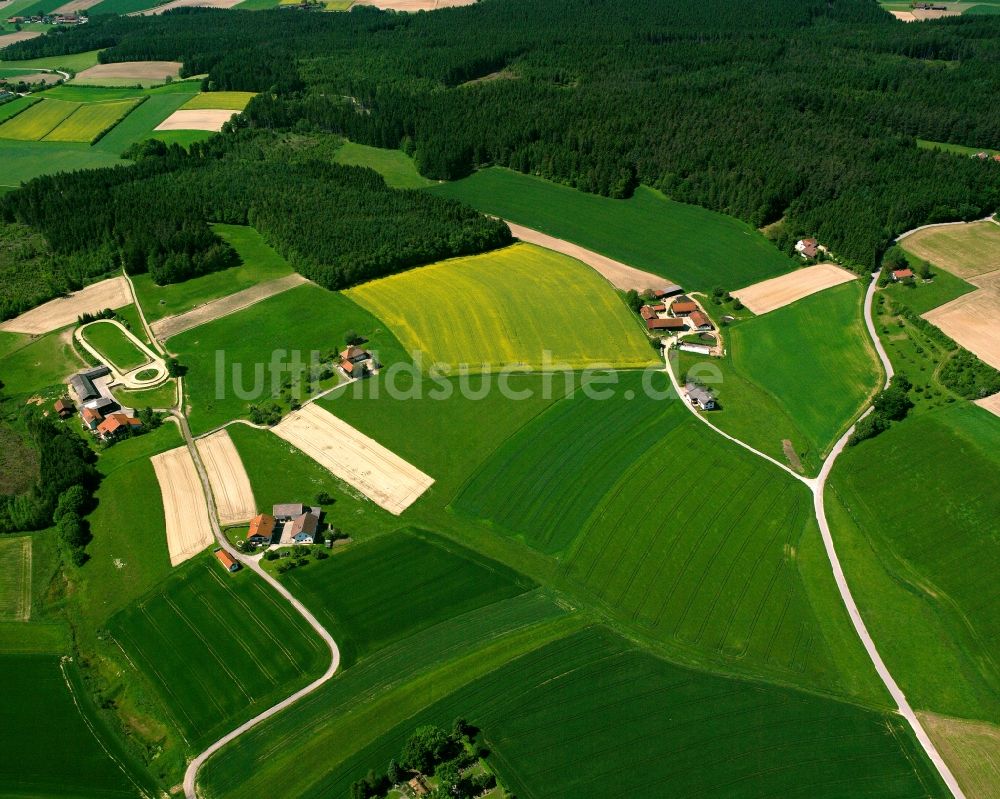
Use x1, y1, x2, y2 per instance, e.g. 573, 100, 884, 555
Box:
54, 398, 75, 419
214, 549, 240, 573
892, 268, 914, 282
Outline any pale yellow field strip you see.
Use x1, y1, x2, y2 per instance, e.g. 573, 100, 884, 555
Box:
352, 0, 475, 8
890, 10, 917, 20
52, 0, 106, 12
151, 445, 215, 566
0, 537, 31, 622
196, 430, 257, 527
153, 108, 237, 132
923, 270, 1000, 370
0, 276, 131, 335
506, 221, 669, 291
732, 262, 856, 315
134, 0, 241, 14
900, 221, 1000, 280
75, 61, 182, 82
272, 403, 434, 515
919, 712, 1000, 799
152, 273, 308, 340
975, 392, 1000, 419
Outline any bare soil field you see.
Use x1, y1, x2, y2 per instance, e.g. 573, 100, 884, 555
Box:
974, 391, 1000, 419
923, 270, 1000, 369
151, 445, 215, 566
900, 221, 1000, 279
920, 712, 1000, 799
52, 0, 107, 12
272, 403, 434, 515
0, 277, 131, 335
152, 273, 308, 340
195, 430, 256, 527
0, 31, 41, 49
74, 61, 182, 85
732, 262, 856, 314
912, 7, 962, 18
135, 0, 240, 13
352, 0, 476, 9
507, 222, 669, 291
9, 72, 60, 85
153, 108, 237, 132
890, 10, 918, 20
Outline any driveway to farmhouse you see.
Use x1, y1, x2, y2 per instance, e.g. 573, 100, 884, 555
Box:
664, 272, 964, 799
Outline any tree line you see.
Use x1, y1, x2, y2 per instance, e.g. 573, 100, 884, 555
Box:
5, 0, 1000, 268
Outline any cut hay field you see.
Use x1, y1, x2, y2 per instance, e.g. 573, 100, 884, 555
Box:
454, 372, 880, 697
723, 281, 880, 465
0, 653, 156, 798
73, 60, 181, 86
899, 220, 1000, 279
196, 429, 256, 526
154, 107, 236, 132
170, 282, 408, 435
429, 167, 795, 290
827, 402, 1000, 724
279, 529, 535, 666
108, 554, 326, 748
152, 444, 215, 566
82, 319, 151, 372
0, 275, 131, 335
134, 223, 295, 323
334, 141, 436, 189
920, 713, 1000, 799
0, 536, 30, 621
181, 91, 256, 111
44, 98, 142, 143
346, 243, 658, 371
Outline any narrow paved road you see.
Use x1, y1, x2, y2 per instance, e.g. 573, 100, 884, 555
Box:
665, 272, 964, 798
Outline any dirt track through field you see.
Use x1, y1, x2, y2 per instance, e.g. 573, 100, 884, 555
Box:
75, 61, 181, 83
152, 273, 308, 340
733, 263, 856, 314
196, 430, 256, 526
151, 445, 215, 565
272, 403, 434, 515
0, 277, 131, 335
923, 270, 1000, 370
507, 222, 670, 291
154, 108, 237, 132
352, 0, 475, 9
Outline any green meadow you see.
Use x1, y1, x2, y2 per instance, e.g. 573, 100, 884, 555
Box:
134, 223, 294, 323
883, 261, 976, 315
170, 283, 408, 435
828, 402, 1000, 723
0, 326, 87, 395
0, 654, 157, 798
82, 320, 150, 371
347, 243, 658, 371
109, 555, 326, 748
334, 141, 437, 189
0, 49, 100, 74
112, 379, 178, 410
429, 167, 795, 290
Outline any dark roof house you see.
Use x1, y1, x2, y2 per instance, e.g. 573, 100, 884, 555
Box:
647, 318, 687, 331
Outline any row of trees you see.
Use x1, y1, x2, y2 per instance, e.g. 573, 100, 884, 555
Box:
7, 0, 1000, 267
0, 132, 510, 308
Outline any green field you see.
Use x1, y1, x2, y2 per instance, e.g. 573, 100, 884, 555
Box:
721, 281, 880, 463
0, 653, 157, 798
279, 529, 534, 666
347, 243, 658, 371
0, 138, 125, 189
43, 98, 142, 143
87, 0, 168, 13
883, 262, 976, 315
182, 91, 256, 111
917, 138, 1000, 158
454, 373, 879, 696
109, 554, 326, 748
899, 221, 1000, 279
0, 95, 39, 124
112, 379, 178, 410
133, 223, 294, 322
0, 98, 80, 140
429, 168, 796, 290
321, 371, 565, 501
334, 141, 437, 189
0, 49, 100, 74
82, 320, 151, 372
0, 536, 30, 621
828, 402, 1000, 723
93, 91, 197, 155
0, 326, 87, 395
170, 283, 408, 435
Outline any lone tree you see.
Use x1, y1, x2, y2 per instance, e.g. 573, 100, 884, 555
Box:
401, 725, 450, 773
872, 384, 913, 421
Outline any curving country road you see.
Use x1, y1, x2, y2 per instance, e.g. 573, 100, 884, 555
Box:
664, 272, 964, 798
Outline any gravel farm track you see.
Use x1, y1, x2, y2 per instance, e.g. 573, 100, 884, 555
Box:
102, 228, 966, 798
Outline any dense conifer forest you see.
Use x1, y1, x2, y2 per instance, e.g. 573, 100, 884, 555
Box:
6, 0, 1000, 269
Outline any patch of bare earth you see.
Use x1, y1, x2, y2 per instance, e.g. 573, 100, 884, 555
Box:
0, 31, 41, 49
0, 277, 131, 335
781, 439, 804, 473
974, 391, 1000, 419
272, 403, 434, 515
152, 273, 308, 340
134, 0, 241, 15
507, 222, 670, 291
74, 61, 181, 83
352, 0, 475, 9
150, 445, 214, 566
732, 263, 856, 315
154, 108, 237, 132
900, 221, 1000, 279
923, 270, 1000, 370
195, 430, 256, 527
